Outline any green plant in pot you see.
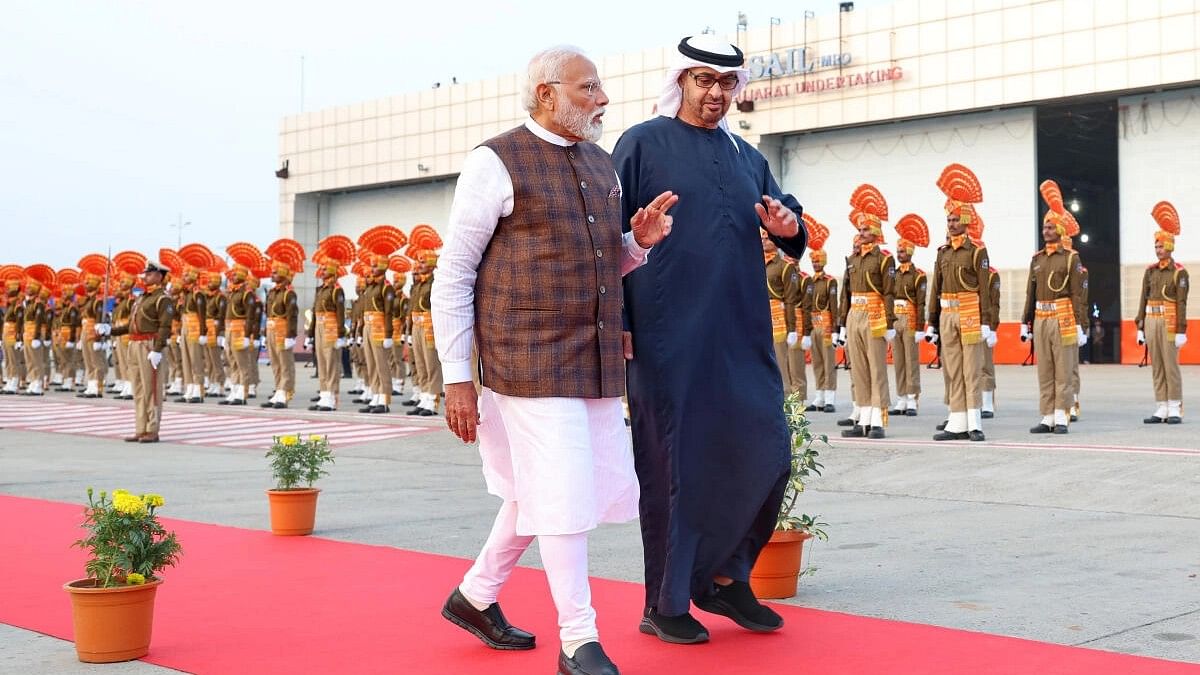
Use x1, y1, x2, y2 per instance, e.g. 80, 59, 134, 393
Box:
265, 433, 335, 535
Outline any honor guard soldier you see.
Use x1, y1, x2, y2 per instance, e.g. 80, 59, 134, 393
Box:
388, 256, 413, 397
838, 186, 896, 439
245, 270, 267, 399
1, 266, 26, 394
202, 265, 227, 399
890, 214, 929, 417
980, 265, 1001, 418
163, 274, 185, 397
173, 245, 217, 403
98, 260, 175, 443
76, 254, 111, 398
1137, 201, 1188, 424
20, 265, 55, 395
406, 225, 444, 416
1063, 235, 1086, 421
349, 268, 368, 401
926, 164, 992, 441
308, 235, 353, 411
262, 239, 305, 409
784, 254, 811, 407
1022, 180, 1086, 434
222, 243, 264, 406
802, 218, 839, 412
356, 226, 407, 413
53, 270, 83, 392
110, 252, 147, 400
764, 230, 802, 401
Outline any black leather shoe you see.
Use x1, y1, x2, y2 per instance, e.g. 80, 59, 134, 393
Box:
440, 588, 534, 651
981, 411, 994, 419
1069, 414, 1078, 422
558, 642, 618, 675
905, 409, 918, 416
392, 389, 403, 396
273, 402, 287, 409
260, 401, 275, 408
804, 403, 818, 412
369, 405, 389, 414
229, 399, 246, 406
347, 388, 363, 395
402, 398, 419, 407
866, 426, 885, 439
1030, 424, 1052, 433
836, 417, 856, 427
1053, 424, 1069, 434
933, 431, 967, 441
359, 405, 375, 413
936, 420, 948, 431
1167, 416, 1183, 424
638, 608, 709, 644
968, 430, 985, 442
418, 408, 437, 416
888, 407, 904, 416
694, 580, 783, 632
1144, 415, 1166, 424
822, 404, 835, 413
310, 395, 321, 402
840, 425, 865, 438
406, 406, 424, 416
218, 399, 232, 406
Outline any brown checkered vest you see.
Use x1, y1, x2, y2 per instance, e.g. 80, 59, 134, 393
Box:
476, 125, 625, 399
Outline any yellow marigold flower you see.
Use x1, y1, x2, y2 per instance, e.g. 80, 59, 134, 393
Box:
309, 435, 325, 443
113, 492, 147, 516
112, 488, 130, 496
143, 494, 165, 508
280, 435, 299, 446
125, 573, 146, 585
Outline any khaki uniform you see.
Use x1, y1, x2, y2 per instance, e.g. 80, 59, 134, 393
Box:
766, 255, 803, 399
178, 286, 208, 399
223, 284, 255, 400
349, 295, 366, 389
804, 273, 839, 407
80, 293, 107, 394
51, 302, 80, 387
838, 244, 895, 431
165, 312, 182, 393
786, 266, 810, 402
408, 272, 443, 407
928, 237, 993, 433
110, 285, 175, 437
111, 294, 133, 391
2, 297, 25, 389
22, 294, 49, 391
358, 278, 397, 407
205, 289, 227, 393
1069, 265, 1088, 418
308, 280, 346, 402
390, 292, 410, 392
892, 262, 927, 406
980, 270, 1001, 411
245, 290, 262, 391
1022, 244, 1086, 425
1135, 260, 1189, 414
264, 284, 299, 401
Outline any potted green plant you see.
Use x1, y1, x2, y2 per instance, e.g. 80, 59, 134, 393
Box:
266, 433, 334, 535
64, 488, 182, 663
750, 392, 829, 599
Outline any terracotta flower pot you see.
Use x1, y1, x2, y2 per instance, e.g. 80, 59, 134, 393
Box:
750, 529, 813, 599
64, 578, 162, 663
266, 487, 321, 535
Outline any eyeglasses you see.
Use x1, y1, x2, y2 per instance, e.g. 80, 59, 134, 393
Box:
545, 80, 604, 97
686, 70, 740, 91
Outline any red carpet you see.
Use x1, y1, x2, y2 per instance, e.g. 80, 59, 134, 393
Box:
1, 494, 1196, 674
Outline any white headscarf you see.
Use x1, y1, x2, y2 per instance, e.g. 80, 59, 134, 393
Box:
657, 35, 751, 147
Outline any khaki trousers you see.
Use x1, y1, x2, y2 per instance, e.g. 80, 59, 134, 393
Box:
128, 341, 162, 435
226, 335, 256, 387
893, 316, 921, 397
165, 340, 181, 384
1146, 316, 1183, 401
83, 339, 106, 385
810, 328, 837, 392
1069, 347, 1080, 399
245, 343, 261, 387
412, 330, 443, 394
24, 340, 45, 384
391, 342, 407, 387
206, 344, 224, 386
2, 342, 24, 380
113, 338, 125, 382
315, 321, 341, 396
266, 326, 295, 397
847, 309, 890, 410
53, 343, 68, 379
180, 337, 205, 389
939, 311, 983, 412
980, 342, 996, 392
773, 340, 806, 398
1034, 317, 1073, 416
363, 322, 391, 404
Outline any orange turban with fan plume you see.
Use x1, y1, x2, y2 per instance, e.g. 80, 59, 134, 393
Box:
849, 185, 888, 242
1152, 201, 1180, 252
894, 214, 930, 255
937, 163, 983, 229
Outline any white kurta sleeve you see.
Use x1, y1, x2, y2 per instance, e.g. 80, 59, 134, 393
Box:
620, 231, 651, 277
431, 147, 514, 385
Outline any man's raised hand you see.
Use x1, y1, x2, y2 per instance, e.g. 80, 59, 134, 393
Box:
630, 191, 678, 249
755, 196, 799, 238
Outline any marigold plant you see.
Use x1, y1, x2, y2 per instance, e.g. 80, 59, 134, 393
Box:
267, 433, 335, 490
778, 393, 829, 540
73, 488, 182, 588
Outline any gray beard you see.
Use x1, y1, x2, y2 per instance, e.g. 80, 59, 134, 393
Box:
557, 101, 604, 142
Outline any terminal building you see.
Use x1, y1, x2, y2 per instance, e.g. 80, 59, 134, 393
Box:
277, 0, 1200, 363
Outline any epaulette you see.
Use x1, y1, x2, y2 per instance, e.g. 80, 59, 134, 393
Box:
1176, 262, 1186, 270
939, 243, 951, 251
1147, 262, 1158, 270
880, 248, 892, 257
989, 267, 998, 274
1032, 250, 1042, 258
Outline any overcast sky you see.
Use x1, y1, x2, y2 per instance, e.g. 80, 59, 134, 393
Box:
2, 0, 886, 269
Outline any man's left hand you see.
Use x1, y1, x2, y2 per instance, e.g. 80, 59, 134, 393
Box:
148, 351, 162, 370
755, 196, 799, 238
630, 190, 678, 248
444, 382, 480, 444
622, 331, 634, 360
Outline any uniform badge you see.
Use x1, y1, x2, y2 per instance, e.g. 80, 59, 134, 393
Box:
1181, 278, 1188, 289
981, 257, 989, 269
1082, 279, 1088, 289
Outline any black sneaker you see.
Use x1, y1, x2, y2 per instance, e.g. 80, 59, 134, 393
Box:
638, 608, 709, 644
693, 580, 783, 632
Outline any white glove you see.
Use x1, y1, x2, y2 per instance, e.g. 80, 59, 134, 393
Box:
147, 351, 163, 370
1076, 325, 1087, 347
241, 337, 251, 349
1020, 323, 1031, 342
14, 341, 22, 351
304, 336, 314, 350
801, 335, 812, 351
925, 326, 939, 344
1136, 330, 1145, 345
1176, 333, 1188, 349
253, 338, 261, 349
884, 328, 896, 343
383, 337, 394, 349
92, 341, 102, 351
66, 341, 75, 349
837, 327, 847, 345
356, 336, 364, 347
31, 339, 42, 349
95, 323, 111, 335
175, 335, 182, 345
980, 325, 992, 341
199, 335, 208, 346
986, 332, 998, 348
914, 331, 925, 343
284, 337, 296, 350
405, 335, 413, 345
785, 331, 797, 347
335, 337, 346, 349
217, 336, 226, 348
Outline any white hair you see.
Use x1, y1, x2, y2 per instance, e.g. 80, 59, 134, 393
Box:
521, 45, 589, 113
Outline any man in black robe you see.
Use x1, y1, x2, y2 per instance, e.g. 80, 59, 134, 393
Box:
613, 34, 808, 645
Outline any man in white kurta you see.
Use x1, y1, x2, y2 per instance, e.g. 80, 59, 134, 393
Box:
432, 46, 675, 675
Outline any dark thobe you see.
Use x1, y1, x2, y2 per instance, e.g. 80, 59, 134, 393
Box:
613, 115, 807, 616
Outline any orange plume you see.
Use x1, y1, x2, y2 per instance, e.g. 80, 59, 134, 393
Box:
266, 238, 307, 273
388, 256, 413, 274
112, 251, 147, 278
24, 264, 57, 290
849, 184, 888, 220
57, 269, 80, 288
937, 164, 983, 204
314, 235, 356, 265
226, 242, 265, 271
1152, 201, 1180, 236
1039, 180, 1065, 214
357, 225, 408, 257
409, 224, 444, 252
178, 243, 217, 272
894, 214, 930, 249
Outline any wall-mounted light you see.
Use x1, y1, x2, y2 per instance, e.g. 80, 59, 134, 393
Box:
1080, 233, 1090, 243
275, 159, 289, 179
737, 12, 747, 30
1069, 199, 1080, 213
417, 163, 430, 172
738, 120, 751, 130
840, 2, 855, 12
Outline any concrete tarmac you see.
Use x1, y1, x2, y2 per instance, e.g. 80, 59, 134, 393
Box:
1, 361, 1198, 672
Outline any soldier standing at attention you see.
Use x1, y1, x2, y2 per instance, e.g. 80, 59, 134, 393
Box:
262, 239, 305, 409
76, 255, 110, 399
203, 269, 227, 400
980, 265, 1001, 418
889, 214, 929, 417
98, 260, 175, 443
406, 226, 445, 417
307, 235, 353, 412
1021, 180, 1086, 434
802, 218, 838, 413
21, 266, 55, 396
1, 268, 26, 395
1137, 201, 1188, 424
764, 230, 801, 402
783, 254, 810, 407
356, 225, 407, 414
